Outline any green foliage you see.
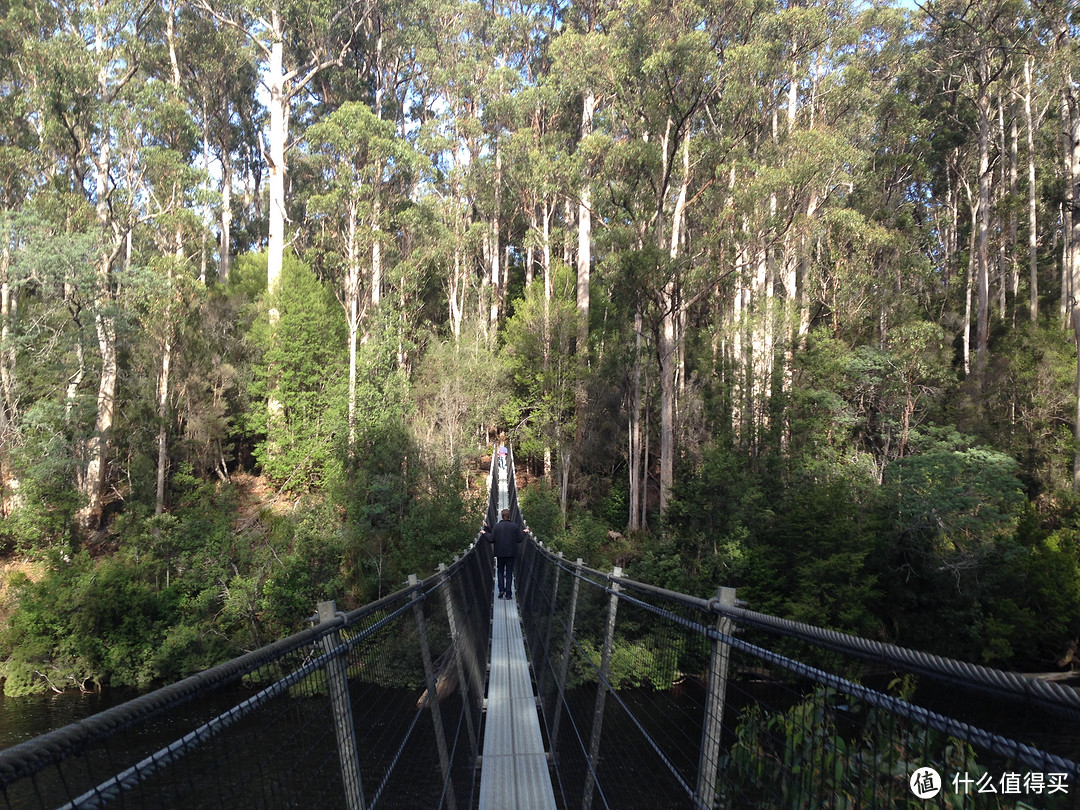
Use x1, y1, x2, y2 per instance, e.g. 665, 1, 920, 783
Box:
501, 261, 581, 460
574, 636, 674, 690
660, 446, 764, 593
519, 483, 562, 546
719, 687, 1022, 810
751, 469, 881, 635
411, 326, 507, 458
259, 500, 349, 635
3, 400, 82, 552
0, 551, 178, 694
886, 437, 1025, 556
252, 251, 347, 490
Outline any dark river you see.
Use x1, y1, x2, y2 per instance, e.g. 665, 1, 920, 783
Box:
0, 688, 133, 751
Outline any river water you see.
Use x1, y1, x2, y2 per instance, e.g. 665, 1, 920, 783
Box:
0, 688, 132, 751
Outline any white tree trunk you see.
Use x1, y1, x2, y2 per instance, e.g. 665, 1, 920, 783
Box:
220, 149, 232, 284
578, 91, 596, 356
1025, 56, 1038, 322
1063, 91, 1073, 325
267, 28, 288, 307
658, 133, 690, 514
489, 141, 502, 330
628, 309, 643, 532
975, 74, 992, 368
80, 16, 120, 531
0, 239, 21, 515
347, 202, 361, 453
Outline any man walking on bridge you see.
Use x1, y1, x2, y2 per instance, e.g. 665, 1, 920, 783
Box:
484, 508, 525, 599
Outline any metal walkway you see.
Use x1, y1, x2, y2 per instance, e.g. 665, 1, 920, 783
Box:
478, 456, 557, 810
478, 587, 557, 809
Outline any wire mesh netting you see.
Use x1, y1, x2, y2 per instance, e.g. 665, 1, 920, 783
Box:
516, 539, 1080, 810
0, 546, 493, 810
6, 442, 1079, 810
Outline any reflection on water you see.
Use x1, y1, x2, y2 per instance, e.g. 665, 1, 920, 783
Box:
0, 689, 134, 751
0, 683, 459, 809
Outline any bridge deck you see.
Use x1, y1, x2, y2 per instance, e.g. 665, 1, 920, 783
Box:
478, 586, 557, 810
479, 458, 556, 809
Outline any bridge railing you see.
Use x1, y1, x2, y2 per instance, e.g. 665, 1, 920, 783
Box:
0, 541, 493, 810
516, 539, 1080, 810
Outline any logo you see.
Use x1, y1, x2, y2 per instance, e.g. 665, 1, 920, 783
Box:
910, 767, 942, 799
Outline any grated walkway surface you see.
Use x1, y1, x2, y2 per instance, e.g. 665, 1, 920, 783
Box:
478, 458, 557, 810
478, 587, 557, 810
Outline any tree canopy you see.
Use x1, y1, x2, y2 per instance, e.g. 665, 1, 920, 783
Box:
2, 0, 1080, 695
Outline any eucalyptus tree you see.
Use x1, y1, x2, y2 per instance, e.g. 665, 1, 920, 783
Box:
587, 0, 740, 514
1031, 0, 1080, 487
413, 0, 490, 341
921, 0, 1027, 374
303, 102, 423, 454
0, 1, 44, 517
171, 8, 259, 285
14, 0, 163, 531
189, 0, 373, 476
190, 0, 372, 305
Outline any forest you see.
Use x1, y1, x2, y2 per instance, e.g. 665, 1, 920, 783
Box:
1, 0, 1079, 698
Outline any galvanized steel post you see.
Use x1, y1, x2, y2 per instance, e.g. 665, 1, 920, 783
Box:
695, 586, 737, 809
538, 550, 564, 698
438, 563, 478, 760
549, 557, 584, 762
408, 574, 458, 810
317, 600, 366, 810
583, 565, 622, 810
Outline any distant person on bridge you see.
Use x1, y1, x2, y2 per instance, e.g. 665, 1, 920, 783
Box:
483, 508, 525, 599
498, 443, 508, 470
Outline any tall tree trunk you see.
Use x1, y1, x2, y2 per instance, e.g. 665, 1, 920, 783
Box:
80, 16, 121, 532
1071, 311, 1080, 492
525, 204, 536, 288
576, 90, 595, 449
489, 141, 502, 330
220, 142, 233, 284
542, 199, 553, 481
1008, 88, 1019, 320
975, 71, 992, 371
157, 8, 183, 516
577, 93, 595, 342
199, 100, 210, 285
0, 237, 20, 515
267, 25, 288, 306
628, 309, 643, 532
964, 197, 977, 378
657, 132, 690, 514
996, 93, 1007, 320
732, 241, 747, 445
347, 203, 361, 455
0, 240, 15, 428
1025, 56, 1038, 322
155, 326, 172, 516
1067, 92, 1080, 319
1062, 91, 1073, 325
265, 26, 288, 460
371, 195, 382, 311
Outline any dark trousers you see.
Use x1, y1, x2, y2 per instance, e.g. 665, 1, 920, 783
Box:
496, 556, 516, 596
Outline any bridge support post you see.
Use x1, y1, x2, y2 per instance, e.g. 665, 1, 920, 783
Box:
409, 574, 458, 810
438, 563, 478, 761
316, 601, 367, 810
549, 557, 583, 764
583, 565, 622, 810
695, 586, 737, 810
538, 551, 563, 700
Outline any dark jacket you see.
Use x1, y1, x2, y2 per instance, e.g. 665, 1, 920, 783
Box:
484, 519, 525, 557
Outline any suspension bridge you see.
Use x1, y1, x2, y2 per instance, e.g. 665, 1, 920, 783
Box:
1, 446, 1079, 809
